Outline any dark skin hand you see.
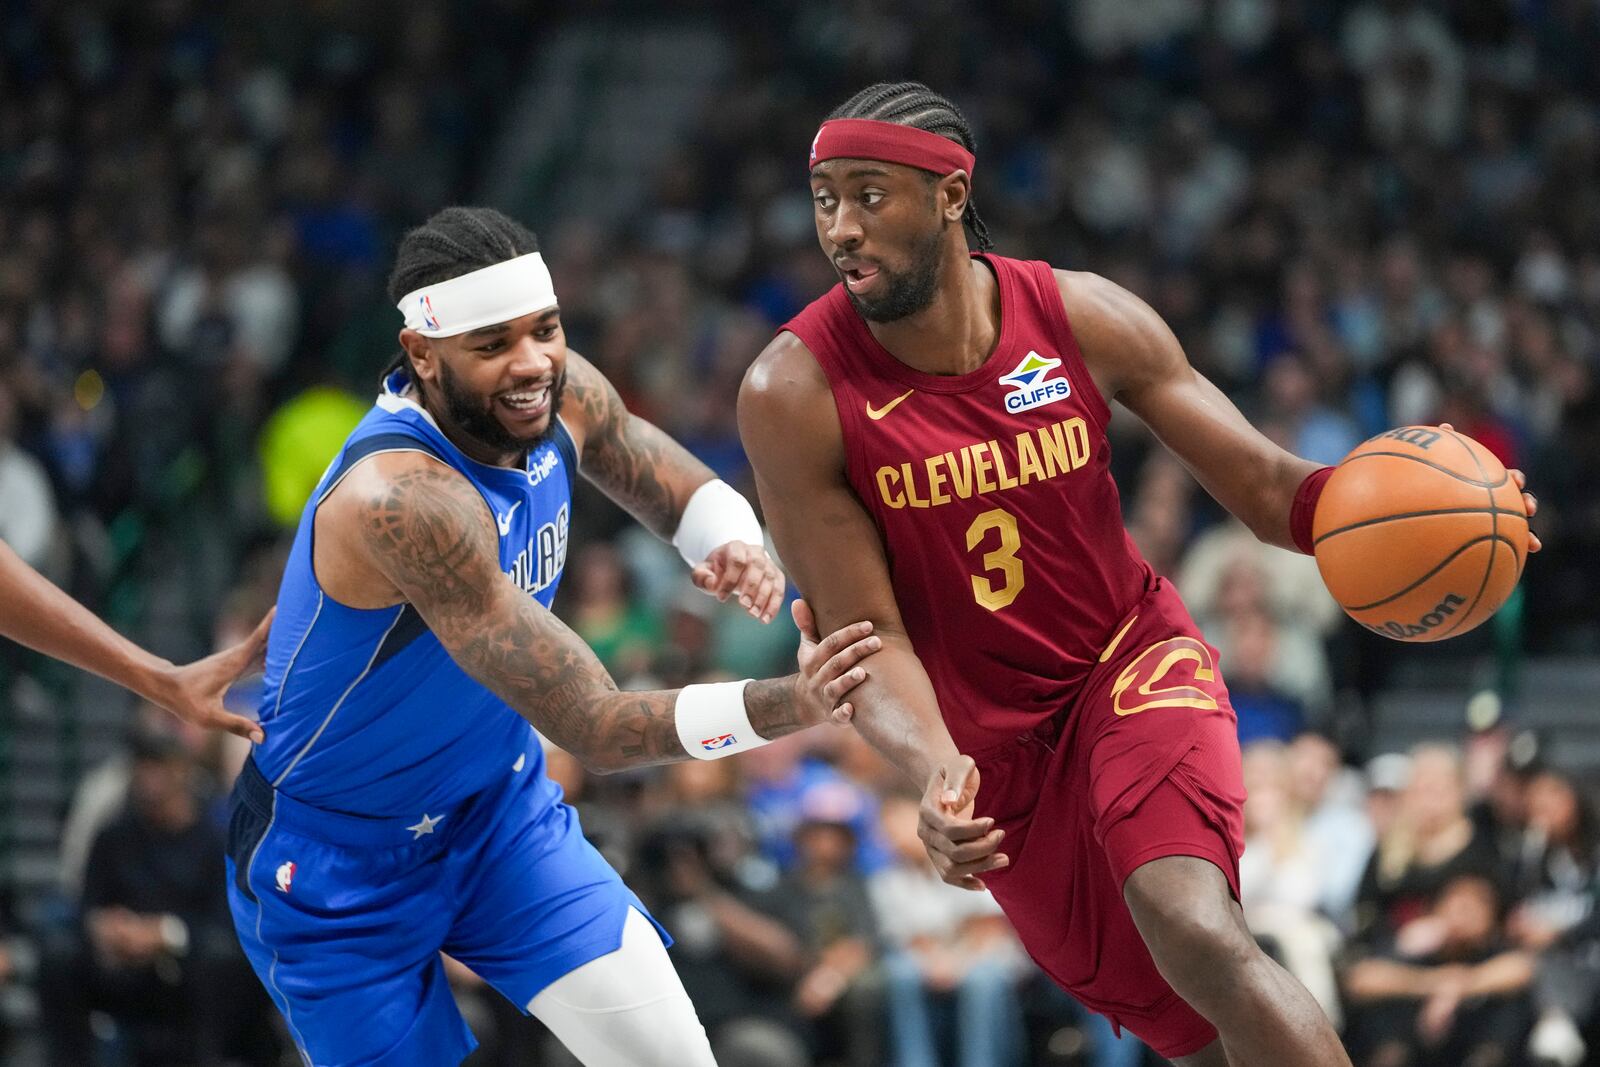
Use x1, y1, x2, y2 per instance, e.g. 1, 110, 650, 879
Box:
740, 154, 1541, 888
0, 539, 272, 742
307, 309, 878, 772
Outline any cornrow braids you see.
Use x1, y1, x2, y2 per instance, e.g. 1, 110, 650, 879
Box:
827, 81, 994, 251
382, 207, 542, 383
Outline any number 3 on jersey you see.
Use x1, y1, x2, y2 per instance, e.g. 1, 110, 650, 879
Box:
966, 508, 1025, 611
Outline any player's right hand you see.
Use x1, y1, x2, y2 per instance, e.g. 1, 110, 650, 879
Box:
155, 608, 273, 743
920, 756, 1008, 891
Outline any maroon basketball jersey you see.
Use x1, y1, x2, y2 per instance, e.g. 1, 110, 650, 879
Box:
782, 254, 1154, 752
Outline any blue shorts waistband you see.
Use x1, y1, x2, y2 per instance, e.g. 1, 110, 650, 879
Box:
234, 755, 472, 849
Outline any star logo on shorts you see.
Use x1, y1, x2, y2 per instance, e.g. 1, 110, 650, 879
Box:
406, 813, 444, 839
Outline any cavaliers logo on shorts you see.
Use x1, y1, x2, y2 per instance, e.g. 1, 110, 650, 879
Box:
1110, 636, 1219, 717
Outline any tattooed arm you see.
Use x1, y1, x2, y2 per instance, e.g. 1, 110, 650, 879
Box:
560, 351, 715, 538
321, 451, 876, 773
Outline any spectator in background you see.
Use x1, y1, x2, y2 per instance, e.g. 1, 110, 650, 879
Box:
1500, 769, 1600, 1067
1260, 352, 1362, 468
1464, 724, 1542, 886
742, 736, 890, 875
633, 813, 810, 1067
1223, 609, 1307, 743
39, 730, 277, 1066
770, 781, 886, 1067
566, 542, 663, 680
870, 793, 1026, 1067
1504, 767, 1593, 953
1182, 542, 1335, 721
0, 378, 60, 574
1344, 874, 1534, 1067
1290, 732, 1378, 928
1354, 744, 1505, 954
1238, 742, 1344, 1025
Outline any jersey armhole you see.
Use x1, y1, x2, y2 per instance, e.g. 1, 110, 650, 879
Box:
309, 432, 452, 611
1033, 262, 1114, 432
777, 326, 879, 514
551, 415, 579, 496
315, 432, 449, 506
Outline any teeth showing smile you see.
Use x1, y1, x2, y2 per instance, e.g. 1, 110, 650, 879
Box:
500, 386, 549, 411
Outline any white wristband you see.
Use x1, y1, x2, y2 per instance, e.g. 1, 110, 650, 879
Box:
671, 479, 765, 568
675, 679, 768, 760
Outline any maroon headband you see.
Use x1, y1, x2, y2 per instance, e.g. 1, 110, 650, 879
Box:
808, 118, 975, 179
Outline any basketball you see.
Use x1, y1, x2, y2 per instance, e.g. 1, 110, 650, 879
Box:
1312, 426, 1530, 642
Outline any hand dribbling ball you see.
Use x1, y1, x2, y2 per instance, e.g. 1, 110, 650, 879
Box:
1312, 426, 1530, 642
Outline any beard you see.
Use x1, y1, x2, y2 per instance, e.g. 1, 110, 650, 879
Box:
844, 219, 949, 323
436, 359, 567, 457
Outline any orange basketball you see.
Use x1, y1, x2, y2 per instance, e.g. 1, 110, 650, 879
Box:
1312, 426, 1530, 642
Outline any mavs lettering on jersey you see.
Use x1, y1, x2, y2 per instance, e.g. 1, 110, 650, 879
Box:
507, 502, 569, 596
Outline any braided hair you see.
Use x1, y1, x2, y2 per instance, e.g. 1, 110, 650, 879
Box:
382, 207, 541, 381
827, 82, 994, 251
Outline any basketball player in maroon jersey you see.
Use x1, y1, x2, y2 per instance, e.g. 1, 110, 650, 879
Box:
740, 83, 1539, 1065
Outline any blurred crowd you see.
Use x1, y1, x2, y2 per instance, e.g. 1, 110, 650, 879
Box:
4, 0, 1600, 1064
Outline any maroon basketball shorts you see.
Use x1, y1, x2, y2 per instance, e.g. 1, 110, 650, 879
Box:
972, 578, 1246, 1060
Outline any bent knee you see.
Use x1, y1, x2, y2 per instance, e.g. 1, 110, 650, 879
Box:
1123, 856, 1256, 984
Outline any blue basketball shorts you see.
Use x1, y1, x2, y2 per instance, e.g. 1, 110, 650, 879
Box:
224, 747, 667, 1067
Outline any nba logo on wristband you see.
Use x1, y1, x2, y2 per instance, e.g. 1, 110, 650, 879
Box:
700, 733, 738, 751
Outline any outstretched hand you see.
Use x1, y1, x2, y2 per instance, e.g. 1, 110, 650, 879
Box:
155, 608, 273, 743
692, 540, 786, 622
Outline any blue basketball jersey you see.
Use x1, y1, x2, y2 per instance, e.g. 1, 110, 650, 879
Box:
252, 370, 578, 816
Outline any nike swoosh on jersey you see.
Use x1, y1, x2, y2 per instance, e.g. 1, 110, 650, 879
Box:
866, 388, 916, 421
496, 500, 522, 535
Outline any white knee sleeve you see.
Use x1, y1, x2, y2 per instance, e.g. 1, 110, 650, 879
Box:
528, 907, 716, 1067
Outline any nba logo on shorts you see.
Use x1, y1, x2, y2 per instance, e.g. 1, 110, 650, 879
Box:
700, 733, 737, 751
419, 294, 441, 331
275, 861, 296, 893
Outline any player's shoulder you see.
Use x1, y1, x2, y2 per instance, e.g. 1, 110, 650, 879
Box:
555, 347, 611, 449
322, 448, 486, 530
1049, 268, 1178, 375
741, 329, 831, 412
739, 331, 846, 473
1049, 268, 1143, 320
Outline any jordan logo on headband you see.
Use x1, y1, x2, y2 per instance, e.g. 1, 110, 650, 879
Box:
807, 119, 975, 179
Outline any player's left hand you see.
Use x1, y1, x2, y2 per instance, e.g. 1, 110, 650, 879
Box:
1510, 468, 1541, 552
1438, 424, 1541, 552
693, 540, 786, 622
155, 608, 274, 743
792, 599, 880, 728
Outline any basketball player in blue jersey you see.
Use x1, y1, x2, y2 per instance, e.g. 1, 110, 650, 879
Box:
226, 206, 881, 1067
0, 538, 273, 740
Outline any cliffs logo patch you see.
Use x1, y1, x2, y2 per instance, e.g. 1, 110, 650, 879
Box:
275, 861, 296, 894
700, 733, 738, 752
999, 350, 1071, 414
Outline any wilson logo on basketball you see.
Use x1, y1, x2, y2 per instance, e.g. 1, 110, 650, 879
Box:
1362, 592, 1467, 640
1375, 427, 1442, 450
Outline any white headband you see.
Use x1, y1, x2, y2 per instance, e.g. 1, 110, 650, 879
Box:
397, 252, 558, 337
